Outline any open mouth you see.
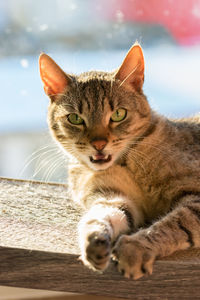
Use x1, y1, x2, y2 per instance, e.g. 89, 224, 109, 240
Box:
89, 154, 112, 164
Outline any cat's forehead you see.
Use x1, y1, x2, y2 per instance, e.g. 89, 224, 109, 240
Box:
58, 70, 134, 118
55, 69, 135, 122
70, 71, 115, 116
53, 71, 115, 124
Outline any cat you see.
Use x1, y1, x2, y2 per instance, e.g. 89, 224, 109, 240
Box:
39, 43, 200, 280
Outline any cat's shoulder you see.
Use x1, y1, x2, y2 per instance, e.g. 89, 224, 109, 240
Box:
167, 114, 200, 145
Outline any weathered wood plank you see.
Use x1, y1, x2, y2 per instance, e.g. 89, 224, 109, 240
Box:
0, 177, 82, 254
1, 246, 200, 299
1, 177, 200, 299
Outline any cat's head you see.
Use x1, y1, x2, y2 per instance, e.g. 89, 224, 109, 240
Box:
39, 44, 151, 171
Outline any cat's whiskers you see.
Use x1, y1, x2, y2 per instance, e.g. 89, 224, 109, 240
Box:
129, 147, 151, 164
118, 64, 138, 88
60, 142, 79, 151
19, 145, 57, 178
42, 153, 67, 183
122, 149, 146, 173
56, 99, 77, 111
33, 150, 64, 179
127, 138, 183, 173
60, 143, 86, 158
43, 160, 65, 183
130, 139, 178, 162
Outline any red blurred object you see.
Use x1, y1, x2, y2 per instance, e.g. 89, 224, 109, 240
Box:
102, 0, 200, 45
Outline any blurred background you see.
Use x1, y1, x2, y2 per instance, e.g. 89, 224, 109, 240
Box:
1, 0, 200, 183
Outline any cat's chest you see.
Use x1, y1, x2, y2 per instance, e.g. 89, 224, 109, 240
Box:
97, 164, 142, 200
69, 162, 144, 206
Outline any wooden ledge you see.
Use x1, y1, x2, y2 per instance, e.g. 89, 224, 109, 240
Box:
1, 177, 200, 299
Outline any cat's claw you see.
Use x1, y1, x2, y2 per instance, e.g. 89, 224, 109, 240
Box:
112, 234, 156, 280
82, 231, 112, 271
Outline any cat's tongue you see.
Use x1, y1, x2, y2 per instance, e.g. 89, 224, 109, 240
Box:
93, 154, 107, 160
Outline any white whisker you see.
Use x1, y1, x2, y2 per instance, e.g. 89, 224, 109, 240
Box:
42, 156, 66, 183
32, 150, 63, 178
19, 145, 56, 178
119, 64, 138, 88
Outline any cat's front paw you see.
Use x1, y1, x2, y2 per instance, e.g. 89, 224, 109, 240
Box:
112, 234, 157, 280
81, 231, 112, 271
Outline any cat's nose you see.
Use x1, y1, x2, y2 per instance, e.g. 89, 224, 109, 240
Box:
91, 139, 107, 151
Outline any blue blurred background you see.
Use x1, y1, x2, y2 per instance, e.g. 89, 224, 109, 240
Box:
0, 0, 200, 182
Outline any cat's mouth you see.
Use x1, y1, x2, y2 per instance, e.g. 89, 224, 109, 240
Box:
89, 154, 112, 164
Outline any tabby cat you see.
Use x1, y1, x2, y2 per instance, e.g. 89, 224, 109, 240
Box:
39, 44, 200, 279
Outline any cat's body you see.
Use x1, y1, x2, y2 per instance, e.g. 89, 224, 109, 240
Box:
69, 114, 200, 220
39, 44, 200, 279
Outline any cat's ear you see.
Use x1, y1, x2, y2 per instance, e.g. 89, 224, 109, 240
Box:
39, 53, 71, 100
115, 43, 144, 92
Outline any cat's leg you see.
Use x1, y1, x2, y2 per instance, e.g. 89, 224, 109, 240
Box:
78, 197, 142, 271
113, 194, 200, 279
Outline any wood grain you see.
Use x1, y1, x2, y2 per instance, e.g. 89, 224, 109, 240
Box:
1, 177, 200, 299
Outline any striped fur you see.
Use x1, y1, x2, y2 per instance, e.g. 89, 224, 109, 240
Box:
40, 46, 200, 279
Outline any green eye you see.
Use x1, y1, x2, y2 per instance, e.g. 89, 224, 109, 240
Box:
110, 108, 127, 122
67, 113, 84, 125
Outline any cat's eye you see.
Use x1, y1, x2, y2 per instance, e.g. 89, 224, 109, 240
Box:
67, 113, 84, 125
110, 108, 127, 122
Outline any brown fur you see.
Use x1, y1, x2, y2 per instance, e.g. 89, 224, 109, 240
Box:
39, 45, 200, 279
